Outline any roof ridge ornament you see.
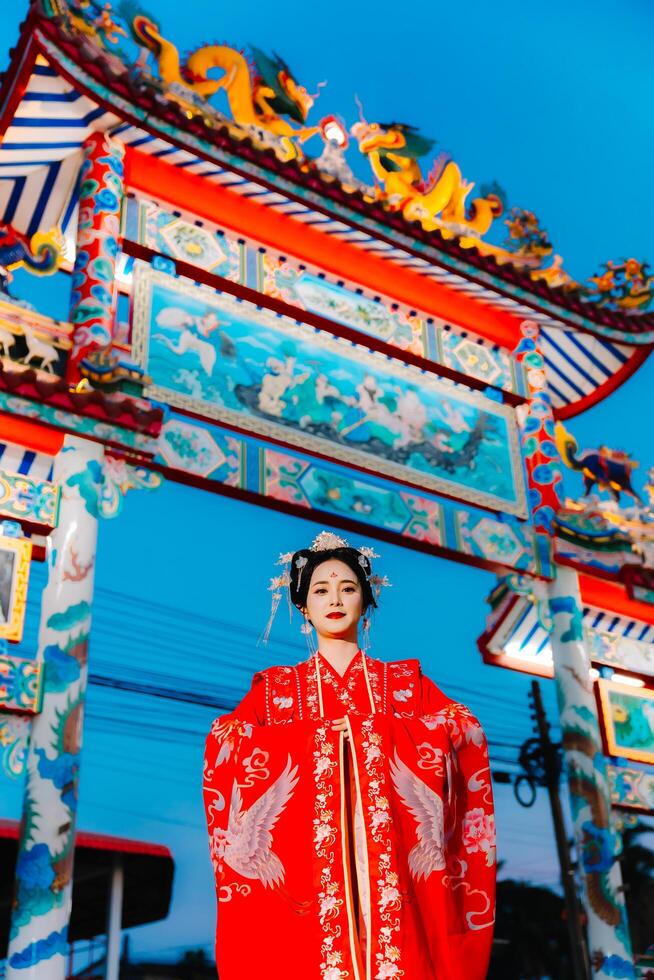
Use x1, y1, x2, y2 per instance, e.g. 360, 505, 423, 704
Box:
35, 1, 653, 315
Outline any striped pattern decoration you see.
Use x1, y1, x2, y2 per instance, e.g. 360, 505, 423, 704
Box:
539, 328, 629, 409
501, 598, 552, 663
0, 60, 120, 237
0, 59, 637, 412
584, 605, 654, 645
488, 596, 654, 670
0, 441, 54, 481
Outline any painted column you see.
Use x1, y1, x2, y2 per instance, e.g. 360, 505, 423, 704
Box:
7, 435, 104, 979
514, 320, 564, 550
548, 565, 633, 978
67, 131, 124, 383
515, 320, 634, 974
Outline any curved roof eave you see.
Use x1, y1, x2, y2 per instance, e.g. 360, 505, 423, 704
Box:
21, 14, 654, 347
0, 18, 650, 420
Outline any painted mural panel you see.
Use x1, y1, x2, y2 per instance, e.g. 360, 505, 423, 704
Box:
151, 413, 541, 572
157, 417, 246, 485
608, 763, 654, 814
262, 448, 443, 545
439, 330, 515, 393
0, 533, 32, 643
125, 199, 524, 397
128, 200, 244, 280
598, 679, 654, 765
0, 652, 41, 713
587, 630, 654, 679
263, 261, 428, 357
132, 267, 527, 516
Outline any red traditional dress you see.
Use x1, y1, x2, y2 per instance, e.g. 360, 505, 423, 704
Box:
203, 652, 496, 979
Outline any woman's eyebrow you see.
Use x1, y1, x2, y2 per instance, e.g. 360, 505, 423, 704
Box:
312, 579, 358, 586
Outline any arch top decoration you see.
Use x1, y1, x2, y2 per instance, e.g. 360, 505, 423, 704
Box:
0, 6, 653, 978
0, 0, 649, 422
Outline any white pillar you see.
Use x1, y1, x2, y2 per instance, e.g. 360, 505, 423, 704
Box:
105, 855, 124, 980
7, 436, 104, 980
548, 565, 633, 978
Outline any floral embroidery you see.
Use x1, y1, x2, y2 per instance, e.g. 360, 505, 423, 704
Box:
305, 658, 320, 719
360, 719, 405, 979
462, 808, 496, 867
367, 657, 384, 711
313, 723, 348, 979
321, 655, 365, 712
305, 654, 383, 718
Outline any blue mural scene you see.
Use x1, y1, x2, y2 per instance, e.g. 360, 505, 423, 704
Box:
132, 268, 526, 515
600, 681, 654, 765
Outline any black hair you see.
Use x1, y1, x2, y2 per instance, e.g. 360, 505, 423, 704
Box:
289, 546, 377, 612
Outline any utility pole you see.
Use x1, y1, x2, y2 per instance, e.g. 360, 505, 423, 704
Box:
516, 680, 590, 980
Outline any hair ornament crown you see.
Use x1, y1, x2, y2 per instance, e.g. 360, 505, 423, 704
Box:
310, 530, 348, 551
257, 529, 392, 647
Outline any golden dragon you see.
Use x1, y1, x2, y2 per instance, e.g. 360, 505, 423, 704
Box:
131, 16, 319, 156
350, 120, 504, 240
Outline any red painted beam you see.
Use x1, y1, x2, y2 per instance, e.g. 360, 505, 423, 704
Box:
579, 573, 654, 626
124, 148, 524, 351
0, 413, 64, 455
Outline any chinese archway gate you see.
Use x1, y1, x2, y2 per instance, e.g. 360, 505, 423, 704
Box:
1, 3, 653, 978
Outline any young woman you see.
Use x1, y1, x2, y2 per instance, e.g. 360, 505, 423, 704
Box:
203, 531, 496, 979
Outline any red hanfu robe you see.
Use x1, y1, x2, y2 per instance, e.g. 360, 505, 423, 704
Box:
203, 654, 496, 979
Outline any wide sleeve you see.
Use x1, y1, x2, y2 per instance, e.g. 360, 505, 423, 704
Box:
419, 673, 496, 976
437, 696, 497, 980
352, 675, 496, 980
202, 673, 267, 895
201, 676, 344, 978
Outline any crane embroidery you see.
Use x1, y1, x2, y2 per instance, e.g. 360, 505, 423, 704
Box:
223, 756, 299, 887
390, 751, 446, 880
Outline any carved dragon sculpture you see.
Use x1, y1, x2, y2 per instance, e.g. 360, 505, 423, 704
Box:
350, 120, 505, 238
129, 15, 319, 154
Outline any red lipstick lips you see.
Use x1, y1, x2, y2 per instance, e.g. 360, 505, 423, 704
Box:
326, 612, 346, 619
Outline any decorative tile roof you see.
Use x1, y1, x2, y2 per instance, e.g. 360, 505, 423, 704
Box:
0, 3, 650, 421
13, 1, 651, 343
0, 361, 164, 435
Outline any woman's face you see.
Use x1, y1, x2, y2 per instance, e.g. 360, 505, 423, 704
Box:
303, 558, 364, 640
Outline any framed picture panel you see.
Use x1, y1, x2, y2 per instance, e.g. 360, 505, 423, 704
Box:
597, 678, 654, 766
0, 533, 32, 643
132, 266, 527, 517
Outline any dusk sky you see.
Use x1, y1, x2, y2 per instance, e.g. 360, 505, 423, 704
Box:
1, 0, 653, 961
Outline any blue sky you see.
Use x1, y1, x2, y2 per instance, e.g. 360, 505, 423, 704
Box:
2, 0, 653, 960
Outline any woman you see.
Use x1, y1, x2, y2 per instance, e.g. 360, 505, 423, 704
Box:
203, 531, 496, 979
